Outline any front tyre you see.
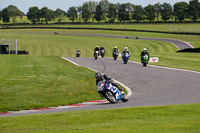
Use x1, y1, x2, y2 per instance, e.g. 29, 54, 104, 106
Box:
105, 91, 116, 103
121, 92, 128, 102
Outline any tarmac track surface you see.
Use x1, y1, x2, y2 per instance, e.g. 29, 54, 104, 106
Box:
33, 33, 193, 50
1, 33, 198, 117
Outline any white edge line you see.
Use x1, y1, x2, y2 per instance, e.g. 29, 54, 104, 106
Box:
61, 57, 132, 97
61, 57, 80, 66
129, 60, 200, 74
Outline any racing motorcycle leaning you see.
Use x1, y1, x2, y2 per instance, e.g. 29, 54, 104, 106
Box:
97, 80, 128, 103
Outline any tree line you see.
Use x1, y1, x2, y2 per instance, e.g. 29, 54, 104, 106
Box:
0, 0, 200, 24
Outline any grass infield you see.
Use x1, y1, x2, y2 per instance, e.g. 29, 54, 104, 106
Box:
0, 103, 200, 133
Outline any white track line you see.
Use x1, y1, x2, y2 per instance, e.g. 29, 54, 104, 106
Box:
129, 60, 200, 74
61, 57, 132, 97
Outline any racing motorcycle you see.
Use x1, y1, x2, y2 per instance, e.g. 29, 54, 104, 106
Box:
113, 51, 119, 60
142, 55, 149, 67
97, 80, 128, 103
100, 49, 105, 58
94, 51, 99, 60
123, 52, 130, 64
76, 51, 81, 57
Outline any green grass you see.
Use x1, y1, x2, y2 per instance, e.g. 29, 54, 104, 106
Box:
0, 29, 200, 112
1, 28, 200, 48
2, 23, 200, 33
1, 29, 200, 71
0, 103, 200, 133
0, 55, 100, 112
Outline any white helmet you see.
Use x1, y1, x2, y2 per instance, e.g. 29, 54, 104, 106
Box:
143, 48, 147, 51
125, 47, 128, 50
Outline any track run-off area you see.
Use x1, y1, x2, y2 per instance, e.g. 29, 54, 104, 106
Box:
1, 33, 199, 117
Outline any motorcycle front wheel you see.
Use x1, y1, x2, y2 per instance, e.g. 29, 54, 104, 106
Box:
121, 92, 128, 102
105, 91, 116, 103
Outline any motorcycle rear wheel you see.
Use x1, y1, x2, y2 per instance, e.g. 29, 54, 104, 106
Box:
105, 91, 116, 103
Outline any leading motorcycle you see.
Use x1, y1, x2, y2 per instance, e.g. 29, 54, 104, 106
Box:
142, 55, 149, 67
97, 80, 128, 103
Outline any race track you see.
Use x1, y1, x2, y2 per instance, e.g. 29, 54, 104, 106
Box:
1, 33, 198, 117
2, 57, 200, 117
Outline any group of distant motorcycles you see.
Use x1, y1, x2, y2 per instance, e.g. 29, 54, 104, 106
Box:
75, 48, 150, 104
76, 48, 149, 66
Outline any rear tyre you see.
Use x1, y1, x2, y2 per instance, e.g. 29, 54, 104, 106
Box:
105, 91, 116, 103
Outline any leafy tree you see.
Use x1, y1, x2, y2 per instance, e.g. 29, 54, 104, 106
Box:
55, 8, 66, 23
173, 2, 189, 22
40, 7, 55, 24
94, 4, 103, 22
67, 7, 77, 22
7, 5, 23, 23
1, 8, 10, 23
82, 3, 91, 22
107, 3, 117, 22
154, 2, 162, 22
132, 5, 145, 22
118, 4, 130, 22
27, 6, 40, 24
87, 1, 98, 22
188, 0, 200, 21
99, 0, 110, 22
126, 3, 134, 22
161, 3, 172, 22
76, 6, 82, 22
144, 4, 156, 22
0, 10, 2, 21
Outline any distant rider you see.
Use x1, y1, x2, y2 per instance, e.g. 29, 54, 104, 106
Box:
94, 46, 100, 57
100, 46, 105, 52
112, 46, 119, 57
95, 72, 122, 91
140, 48, 150, 63
122, 47, 130, 59
76, 49, 81, 57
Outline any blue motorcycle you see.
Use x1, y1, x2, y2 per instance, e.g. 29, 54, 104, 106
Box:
123, 53, 130, 64
97, 81, 128, 103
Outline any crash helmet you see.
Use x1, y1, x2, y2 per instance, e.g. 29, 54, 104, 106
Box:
143, 48, 147, 51
114, 46, 117, 48
96, 45, 99, 48
95, 72, 103, 80
125, 47, 128, 50
101, 46, 104, 47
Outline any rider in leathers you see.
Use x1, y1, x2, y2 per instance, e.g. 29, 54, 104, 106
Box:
94, 46, 100, 57
95, 72, 122, 92
140, 48, 150, 63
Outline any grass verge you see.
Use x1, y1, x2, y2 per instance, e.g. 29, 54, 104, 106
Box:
0, 103, 200, 133
0, 55, 100, 112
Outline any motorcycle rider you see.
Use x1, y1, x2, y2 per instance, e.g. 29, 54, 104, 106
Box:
95, 72, 122, 91
94, 46, 100, 57
100, 46, 105, 52
112, 46, 119, 57
140, 48, 150, 63
100, 46, 105, 57
76, 49, 81, 57
122, 47, 130, 59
